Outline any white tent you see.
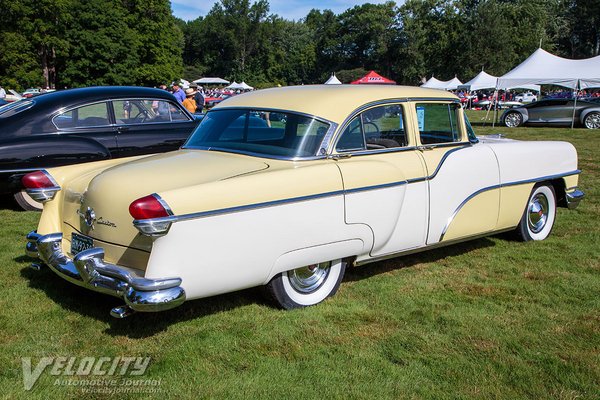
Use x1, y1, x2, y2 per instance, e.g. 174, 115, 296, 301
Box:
324, 73, 342, 85
445, 77, 463, 90
459, 70, 540, 92
226, 81, 241, 90
497, 48, 600, 89
239, 81, 254, 90
193, 77, 230, 85
177, 79, 190, 89
421, 77, 448, 89
421, 76, 463, 90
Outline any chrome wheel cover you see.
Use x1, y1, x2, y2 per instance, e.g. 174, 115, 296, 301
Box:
504, 112, 522, 128
287, 262, 331, 293
584, 113, 600, 129
528, 193, 549, 233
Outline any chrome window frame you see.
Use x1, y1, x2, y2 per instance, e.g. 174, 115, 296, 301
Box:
182, 107, 338, 161
51, 98, 193, 131
414, 100, 465, 146
333, 100, 413, 154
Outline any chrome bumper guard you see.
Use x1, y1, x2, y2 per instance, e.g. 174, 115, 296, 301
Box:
26, 231, 185, 317
566, 189, 584, 210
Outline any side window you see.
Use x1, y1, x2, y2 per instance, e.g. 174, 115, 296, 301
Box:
336, 116, 364, 152
113, 99, 154, 124
416, 103, 462, 144
53, 102, 110, 129
336, 104, 407, 152
152, 100, 189, 122
112, 99, 191, 125
363, 105, 407, 149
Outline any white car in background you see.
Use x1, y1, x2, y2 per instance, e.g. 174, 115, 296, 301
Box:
515, 92, 538, 103
5, 89, 23, 103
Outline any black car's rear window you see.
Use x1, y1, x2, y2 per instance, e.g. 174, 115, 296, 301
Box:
0, 100, 34, 118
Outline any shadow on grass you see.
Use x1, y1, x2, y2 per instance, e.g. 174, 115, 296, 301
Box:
18, 235, 499, 338
19, 262, 269, 338
0, 195, 21, 211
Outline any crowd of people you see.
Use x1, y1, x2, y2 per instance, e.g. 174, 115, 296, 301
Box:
160, 83, 246, 114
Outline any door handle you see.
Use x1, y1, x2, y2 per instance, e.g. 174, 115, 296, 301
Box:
116, 126, 130, 133
417, 145, 434, 151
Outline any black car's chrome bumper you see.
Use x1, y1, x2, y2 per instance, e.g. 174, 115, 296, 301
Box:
26, 231, 185, 318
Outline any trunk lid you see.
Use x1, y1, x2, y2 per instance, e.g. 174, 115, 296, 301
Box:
62, 150, 269, 264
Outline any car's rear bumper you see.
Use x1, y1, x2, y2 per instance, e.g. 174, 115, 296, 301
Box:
26, 231, 185, 317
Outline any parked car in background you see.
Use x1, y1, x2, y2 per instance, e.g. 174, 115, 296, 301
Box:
24, 85, 583, 318
205, 93, 233, 109
0, 86, 201, 210
501, 98, 600, 129
22, 88, 43, 98
514, 92, 538, 103
5, 89, 23, 103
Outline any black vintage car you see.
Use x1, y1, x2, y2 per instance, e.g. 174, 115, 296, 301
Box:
0, 86, 201, 210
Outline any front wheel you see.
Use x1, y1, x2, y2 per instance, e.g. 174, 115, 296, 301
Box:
515, 184, 556, 241
14, 190, 43, 211
504, 111, 523, 128
583, 112, 600, 129
265, 259, 346, 309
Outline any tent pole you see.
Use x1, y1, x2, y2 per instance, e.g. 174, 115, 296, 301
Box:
571, 81, 580, 129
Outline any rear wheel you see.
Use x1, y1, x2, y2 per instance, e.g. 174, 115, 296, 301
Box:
265, 259, 345, 309
515, 184, 556, 241
14, 190, 42, 211
583, 112, 600, 129
504, 111, 523, 128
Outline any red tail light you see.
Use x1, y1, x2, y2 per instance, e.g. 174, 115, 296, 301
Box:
22, 171, 57, 189
21, 170, 61, 203
129, 194, 171, 220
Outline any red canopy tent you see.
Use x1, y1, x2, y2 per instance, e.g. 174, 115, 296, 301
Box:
351, 70, 396, 85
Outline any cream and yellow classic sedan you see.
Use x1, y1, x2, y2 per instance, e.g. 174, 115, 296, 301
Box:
24, 86, 584, 318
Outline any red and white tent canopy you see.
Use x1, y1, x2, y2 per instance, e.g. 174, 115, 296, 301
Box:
351, 71, 396, 85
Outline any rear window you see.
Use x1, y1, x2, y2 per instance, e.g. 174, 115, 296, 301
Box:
0, 100, 34, 118
184, 109, 330, 158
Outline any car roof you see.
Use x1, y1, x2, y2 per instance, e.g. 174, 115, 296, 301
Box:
214, 85, 458, 124
31, 86, 176, 109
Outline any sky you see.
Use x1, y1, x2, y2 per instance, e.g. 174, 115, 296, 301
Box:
171, 0, 395, 21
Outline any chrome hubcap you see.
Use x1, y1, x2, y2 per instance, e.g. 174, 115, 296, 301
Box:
528, 193, 549, 233
287, 262, 331, 293
505, 113, 521, 127
585, 113, 600, 129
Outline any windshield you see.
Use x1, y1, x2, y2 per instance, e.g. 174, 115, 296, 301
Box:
184, 109, 331, 158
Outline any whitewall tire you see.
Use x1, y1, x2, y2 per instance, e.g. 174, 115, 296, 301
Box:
265, 259, 346, 309
14, 190, 43, 211
515, 184, 556, 241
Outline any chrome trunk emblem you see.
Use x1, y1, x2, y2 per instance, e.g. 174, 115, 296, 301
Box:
77, 207, 96, 230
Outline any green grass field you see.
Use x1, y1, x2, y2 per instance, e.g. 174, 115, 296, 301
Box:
0, 112, 598, 399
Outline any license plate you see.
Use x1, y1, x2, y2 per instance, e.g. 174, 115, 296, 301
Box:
71, 232, 94, 255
